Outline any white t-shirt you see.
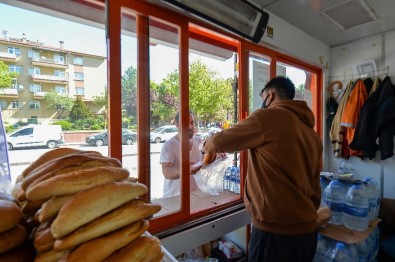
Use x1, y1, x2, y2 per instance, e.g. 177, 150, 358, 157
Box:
160, 135, 203, 198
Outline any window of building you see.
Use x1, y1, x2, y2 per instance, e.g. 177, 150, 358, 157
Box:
28, 67, 40, 75
54, 54, 65, 64
74, 72, 84, 80
8, 65, 22, 74
28, 50, 40, 60
55, 86, 67, 94
75, 87, 85, 95
54, 70, 65, 77
0, 101, 7, 109
28, 101, 41, 109
11, 101, 20, 109
73, 56, 83, 65
29, 84, 42, 93
7, 47, 21, 57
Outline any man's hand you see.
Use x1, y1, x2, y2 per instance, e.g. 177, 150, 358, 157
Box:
190, 162, 203, 175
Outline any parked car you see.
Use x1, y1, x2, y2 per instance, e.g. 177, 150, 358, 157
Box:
150, 125, 178, 143
85, 128, 137, 146
6, 124, 64, 150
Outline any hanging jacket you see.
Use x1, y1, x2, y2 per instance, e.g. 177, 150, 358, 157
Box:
329, 81, 353, 157
350, 78, 383, 159
340, 79, 368, 157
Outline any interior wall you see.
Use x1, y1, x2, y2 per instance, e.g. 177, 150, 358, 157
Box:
327, 31, 395, 199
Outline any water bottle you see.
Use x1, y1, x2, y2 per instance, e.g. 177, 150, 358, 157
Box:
323, 179, 347, 225
331, 242, 354, 262
223, 167, 231, 191
229, 166, 236, 192
355, 235, 372, 262
343, 184, 369, 231
320, 176, 330, 206
363, 177, 379, 221
313, 234, 332, 262
234, 167, 240, 194
371, 226, 380, 260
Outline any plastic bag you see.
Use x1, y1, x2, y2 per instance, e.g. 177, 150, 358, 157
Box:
194, 155, 232, 195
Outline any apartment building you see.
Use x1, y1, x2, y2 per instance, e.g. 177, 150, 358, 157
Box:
0, 34, 107, 124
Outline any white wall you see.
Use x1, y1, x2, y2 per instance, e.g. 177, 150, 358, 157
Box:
327, 31, 395, 199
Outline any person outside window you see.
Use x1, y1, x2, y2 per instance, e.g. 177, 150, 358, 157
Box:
160, 111, 204, 198
202, 76, 323, 262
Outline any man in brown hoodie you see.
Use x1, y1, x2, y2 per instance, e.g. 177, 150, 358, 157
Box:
203, 76, 322, 262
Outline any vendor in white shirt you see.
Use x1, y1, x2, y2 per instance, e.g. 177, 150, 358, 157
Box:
160, 111, 204, 198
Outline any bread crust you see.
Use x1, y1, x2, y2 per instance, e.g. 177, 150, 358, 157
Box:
21, 148, 82, 178
54, 199, 160, 250
34, 227, 55, 252
0, 225, 27, 254
103, 235, 163, 262
61, 220, 149, 262
38, 195, 73, 223
203, 152, 216, 165
0, 200, 22, 234
21, 151, 109, 190
26, 166, 129, 201
0, 242, 35, 262
51, 181, 148, 238
34, 248, 69, 262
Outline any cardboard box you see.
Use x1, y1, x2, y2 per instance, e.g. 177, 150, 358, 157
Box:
319, 219, 380, 244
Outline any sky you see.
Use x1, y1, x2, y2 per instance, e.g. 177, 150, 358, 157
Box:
0, 2, 304, 85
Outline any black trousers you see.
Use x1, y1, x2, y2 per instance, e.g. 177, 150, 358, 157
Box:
248, 226, 317, 262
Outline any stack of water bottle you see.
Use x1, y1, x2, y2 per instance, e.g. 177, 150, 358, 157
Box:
316, 174, 381, 261
313, 228, 380, 262
223, 166, 240, 194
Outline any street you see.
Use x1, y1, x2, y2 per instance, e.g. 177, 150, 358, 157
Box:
7, 143, 165, 199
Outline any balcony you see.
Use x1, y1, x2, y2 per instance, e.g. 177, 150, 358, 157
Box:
32, 57, 67, 69
0, 52, 20, 62
31, 74, 68, 84
0, 88, 18, 97
33, 91, 48, 98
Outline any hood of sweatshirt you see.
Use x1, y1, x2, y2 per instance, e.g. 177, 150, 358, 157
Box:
268, 100, 316, 128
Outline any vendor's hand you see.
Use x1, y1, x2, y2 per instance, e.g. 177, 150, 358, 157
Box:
316, 206, 331, 228
216, 152, 227, 159
190, 162, 203, 175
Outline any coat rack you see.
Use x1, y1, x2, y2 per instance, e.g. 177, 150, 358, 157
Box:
329, 66, 389, 82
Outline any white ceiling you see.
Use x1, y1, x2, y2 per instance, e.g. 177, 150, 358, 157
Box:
250, 0, 395, 47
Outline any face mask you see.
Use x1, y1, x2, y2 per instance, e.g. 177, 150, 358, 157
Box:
261, 94, 271, 109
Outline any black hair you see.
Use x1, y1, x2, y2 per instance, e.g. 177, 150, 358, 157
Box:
259, 76, 295, 99
174, 110, 194, 123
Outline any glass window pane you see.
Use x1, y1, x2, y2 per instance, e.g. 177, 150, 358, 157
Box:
148, 19, 181, 217
249, 53, 272, 114
188, 38, 239, 214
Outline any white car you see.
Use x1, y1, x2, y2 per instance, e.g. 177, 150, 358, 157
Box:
150, 125, 178, 143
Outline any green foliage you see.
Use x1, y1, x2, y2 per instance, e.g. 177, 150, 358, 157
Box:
71, 117, 104, 130
69, 96, 93, 122
43, 91, 73, 119
5, 125, 14, 134
121, 67, 137, 118
53, 119, 72, 131
150, 60, 234, 125
93, 85, 108, 110
0, 61, 19, 88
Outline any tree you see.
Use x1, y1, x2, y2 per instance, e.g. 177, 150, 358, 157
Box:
92, 85, 108, 110
121, 66, 137, 118
43, 91, 73, 119
151, 60, 234, 125
69, 96, 92, 122
0, 61, 19, 88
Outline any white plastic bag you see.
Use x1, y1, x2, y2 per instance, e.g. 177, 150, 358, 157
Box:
194, 155, 232, 195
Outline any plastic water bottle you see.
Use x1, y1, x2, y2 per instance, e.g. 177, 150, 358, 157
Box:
343, 184, 369, 231
320, 176, 330, 206
331, 242, 354, 262
223, 167, 231, 191
229, 166, 236, 192
323, 180, 347, 225
371, 226, 380, 260
363, 177, 379, 221
234, 167, 240, 194
355, 234, 372, 261
313, 234, 332, 262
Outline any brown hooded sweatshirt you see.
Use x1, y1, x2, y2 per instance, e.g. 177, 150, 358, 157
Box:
203, 100, 323, 235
